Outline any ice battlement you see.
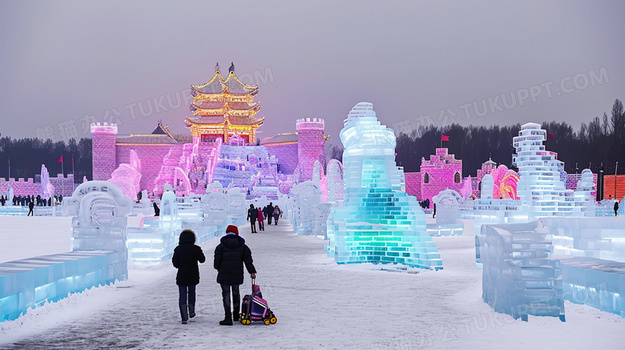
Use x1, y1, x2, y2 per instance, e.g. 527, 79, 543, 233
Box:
90, 122, 119, 135
296, 118, 325, 130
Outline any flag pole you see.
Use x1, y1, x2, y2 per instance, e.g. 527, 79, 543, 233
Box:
61, 156, 64, 196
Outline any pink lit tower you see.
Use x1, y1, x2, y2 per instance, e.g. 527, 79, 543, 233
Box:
296, 118, 327, 182
91, 122, 118, 181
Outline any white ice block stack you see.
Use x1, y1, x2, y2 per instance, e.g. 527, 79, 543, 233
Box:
513, 123, 573, 219
325, 103, 442, 270
481, 220, 565, 321
544, 217, 625, 262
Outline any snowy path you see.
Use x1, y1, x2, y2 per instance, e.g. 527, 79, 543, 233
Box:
1, 219, 624, 349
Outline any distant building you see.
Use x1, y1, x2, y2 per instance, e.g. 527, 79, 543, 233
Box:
91, 63, 326, 198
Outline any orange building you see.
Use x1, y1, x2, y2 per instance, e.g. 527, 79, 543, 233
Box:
603, 175, 625, 200
185, 62, 264, 144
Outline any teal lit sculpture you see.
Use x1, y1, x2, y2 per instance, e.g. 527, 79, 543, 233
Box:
325, 103, 442, 270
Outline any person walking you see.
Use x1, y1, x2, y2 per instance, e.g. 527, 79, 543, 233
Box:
172, 229, 206, 324
273, 205, 281, 225
153, 202, 160, 216
257, 207, 265, 231
214, 225, 257, 326
247, 204, 258, 233
266, 202, 275, 225
27, 200, 34, 216
615, 200, 620, 216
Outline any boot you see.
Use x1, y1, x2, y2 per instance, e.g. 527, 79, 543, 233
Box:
180, 304, 189, 324
189, 304, 196, 318
219, 311, 233, 326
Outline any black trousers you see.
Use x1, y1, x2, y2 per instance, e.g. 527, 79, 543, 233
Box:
220, 283, 240, 316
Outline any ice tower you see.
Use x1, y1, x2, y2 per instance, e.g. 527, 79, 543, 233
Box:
91, 123, 118, 181
296, 118, 326, 182
325, 103, 442, 270
514, 123, 573, 218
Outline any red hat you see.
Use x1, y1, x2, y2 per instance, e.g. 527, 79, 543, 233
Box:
226, 225, 239, 235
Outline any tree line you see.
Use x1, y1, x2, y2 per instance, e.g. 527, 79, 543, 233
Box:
329, 99, 625, 177
0, 137, 92, 181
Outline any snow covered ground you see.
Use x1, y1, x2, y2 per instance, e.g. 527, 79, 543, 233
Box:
0, 216, 624, 349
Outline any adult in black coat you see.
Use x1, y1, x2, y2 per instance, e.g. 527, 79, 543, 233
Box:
172, 229, 206, 324
247, 204, 258, 233
214, 225, 256, 325
266, 202, 275, 224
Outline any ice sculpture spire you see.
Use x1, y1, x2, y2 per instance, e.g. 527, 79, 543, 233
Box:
325, 103, 442, 270
513, 123, 573, 218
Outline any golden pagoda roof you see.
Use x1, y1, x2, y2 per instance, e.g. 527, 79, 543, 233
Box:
191, 63, 258, 96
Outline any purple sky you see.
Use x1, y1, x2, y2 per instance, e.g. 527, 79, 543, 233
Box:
1, 0, 624, 148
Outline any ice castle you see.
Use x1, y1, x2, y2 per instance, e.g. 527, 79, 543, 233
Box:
325, 103, 442, 270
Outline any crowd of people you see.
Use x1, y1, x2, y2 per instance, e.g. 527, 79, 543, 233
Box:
0, 194, 63, 208
246, 202, 282, 233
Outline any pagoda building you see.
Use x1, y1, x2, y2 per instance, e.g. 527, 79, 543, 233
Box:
185, 62, 264, 144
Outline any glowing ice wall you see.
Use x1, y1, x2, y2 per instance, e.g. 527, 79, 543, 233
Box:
0, 181, 131, 322
325, 102, 442, 270
91, 123, 118, 181
296, 118, 326, 182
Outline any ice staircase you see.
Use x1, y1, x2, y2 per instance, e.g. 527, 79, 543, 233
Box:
481, 220, 565, 321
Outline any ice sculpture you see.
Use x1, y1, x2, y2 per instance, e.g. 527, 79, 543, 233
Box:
7, 185, 13, 206
40, 164, 55, 199
514, 123, 573, 218
572, 169, 596, 216
326, 159, 344, 203
226, 188, 247, 226
159, 184, 180, 229
459, 175, 472, 198
289, 181, 322, 235
433, 189, 461, 225
428, 189, 463, 237
0, 181, 131, 322
325, 102, 442, 270
489, 165, 519, 200
201, 190, 230, 226
481, 220, 565, 321
108, 150, 142, 200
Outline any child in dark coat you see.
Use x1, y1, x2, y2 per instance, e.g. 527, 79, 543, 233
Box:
172, 229, 206, 324
214, 225, 256, 325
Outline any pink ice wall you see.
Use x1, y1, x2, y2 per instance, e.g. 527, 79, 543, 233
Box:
404, 172, 422, 200
116, 144, 179, 194
265, 143, 299, 175
91, 123, 118, 181
418, 148, 463, 204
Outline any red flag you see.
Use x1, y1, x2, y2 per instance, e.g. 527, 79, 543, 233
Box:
58, 155, 63, 163
71, 157, 74, 164
441, 134, 450, 142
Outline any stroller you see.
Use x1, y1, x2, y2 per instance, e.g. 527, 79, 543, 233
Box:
240, 279, 277, 325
